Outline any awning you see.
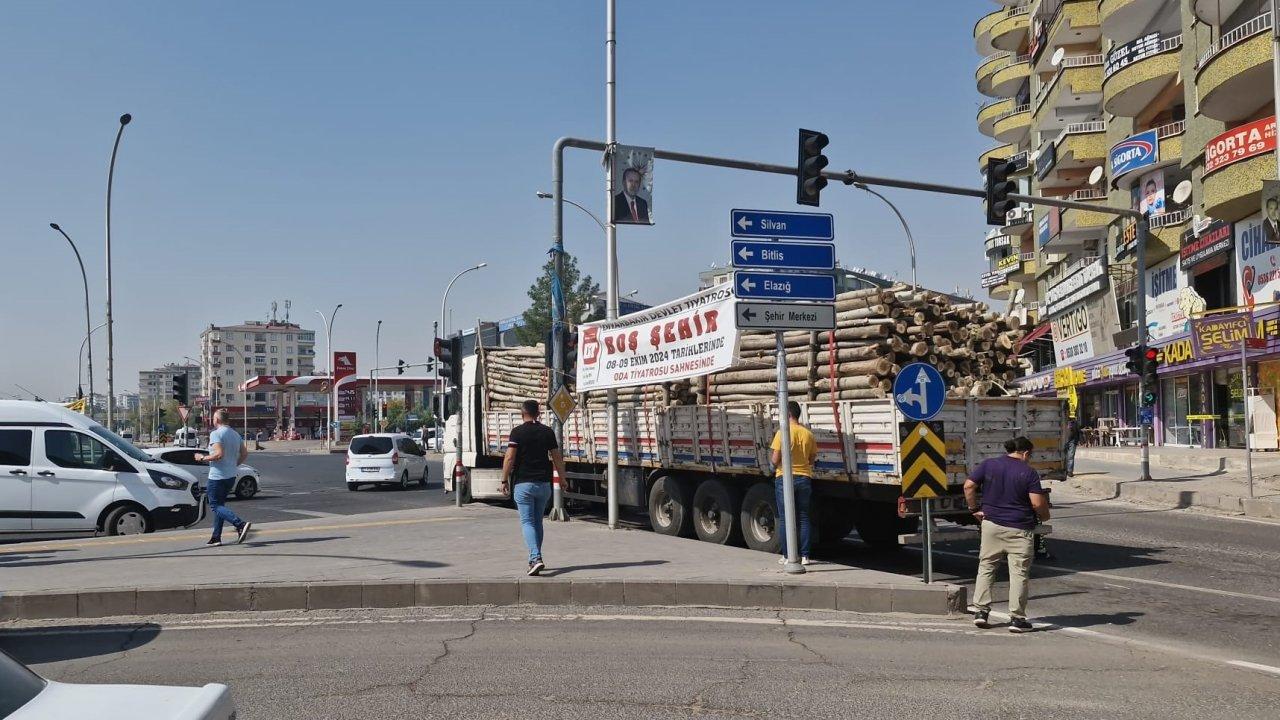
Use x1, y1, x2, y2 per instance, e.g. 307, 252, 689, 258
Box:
1017, 322, 1052, 350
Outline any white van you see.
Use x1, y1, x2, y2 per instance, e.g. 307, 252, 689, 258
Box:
0, 400, 205, 537
345, 433, 428, 490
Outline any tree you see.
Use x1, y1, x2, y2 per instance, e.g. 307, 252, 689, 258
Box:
515, 252, 602, 346
383, 398, 407, 432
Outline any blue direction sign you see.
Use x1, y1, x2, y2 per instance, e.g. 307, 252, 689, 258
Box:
731, 240, 835, 271
733, 271, 836, 302
731, 209, 834, 241
893, 362, 947, 422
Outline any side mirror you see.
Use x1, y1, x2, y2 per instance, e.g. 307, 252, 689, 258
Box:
100, 451, 135, 473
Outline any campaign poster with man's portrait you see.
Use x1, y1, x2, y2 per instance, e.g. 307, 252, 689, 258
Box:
610, 144, 654, 226
1139, 170, 1165, 217
1262, 179, 1280, 245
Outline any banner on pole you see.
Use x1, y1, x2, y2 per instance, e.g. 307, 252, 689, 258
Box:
576, 283, 739, 392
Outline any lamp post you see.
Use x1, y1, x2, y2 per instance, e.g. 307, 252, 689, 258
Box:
51, 223, 97, 419
440, 262, 487, 507
105, 113, 131, 431
315, 305, 342, 449
79, 321, 107, 409
374, 319, 383, 430
854, 183, 918, 291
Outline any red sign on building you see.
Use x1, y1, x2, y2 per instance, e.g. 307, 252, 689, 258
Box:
1205, 116, 1276, 175
333, 351, 357, 381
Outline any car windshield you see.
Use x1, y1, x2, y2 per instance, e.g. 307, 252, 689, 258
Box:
0, 650, 46, 718
89, 424, 154, 463
350, 436, 393, 455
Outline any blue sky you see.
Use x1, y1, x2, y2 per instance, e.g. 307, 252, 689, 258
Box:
0, 1, 991, 399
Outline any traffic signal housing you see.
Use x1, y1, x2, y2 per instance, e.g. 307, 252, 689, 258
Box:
984, 157, 1018, 225
796, 129, 829, 207
397, 359, 406, 376
1141, 347, 1160, 407
434, 336, 462, 388
172, 374, 189, 404
1124, 346, 1144, 375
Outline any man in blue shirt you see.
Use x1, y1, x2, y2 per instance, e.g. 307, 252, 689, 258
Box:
964, 436, 1050, 633
195, 409, 254, 546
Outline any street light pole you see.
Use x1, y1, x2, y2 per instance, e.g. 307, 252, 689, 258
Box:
440, 262, 487, 507
853, 183, 918, 291
604, 0, 620, 530
314, 305, 342, 449
79, 321, 107, 409
104, 113, 131, 431
50, 223, 97, 418
374, 319, 382, 430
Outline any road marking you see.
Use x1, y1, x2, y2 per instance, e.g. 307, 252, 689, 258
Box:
0, 516, 462, 555
921, 547, 1280, 605
1227, 660, 1280, 677
276, 509, 340, 518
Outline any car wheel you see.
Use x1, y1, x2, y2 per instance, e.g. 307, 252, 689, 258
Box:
347, 483, 360, 492
235, 477, 259, 499
400, 471, 410, 490
104, 505, 151, 536
420, 465, 429, 486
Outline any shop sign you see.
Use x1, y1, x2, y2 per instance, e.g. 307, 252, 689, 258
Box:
1205, 116, 1276, 175
1053, 366, 1086, 390
1051, 304, 1095, 364
981, 269, 1011, 288
1146, 256, 1189, 341
1019, 372, 1055, 393
1109, 129, 1159, 178
1179, 219, 1233, 271
1190, 312, 1253, 358
1090, 359, 1131, 381
1155, 338, 1195, 367
1103, 32, 1176, 80
1045, 258, 1107, 316
1236, 213, 1280, 308
996, 254, 1021, 272
1036, 141, 1058, 181
1037, 214, 1051, 246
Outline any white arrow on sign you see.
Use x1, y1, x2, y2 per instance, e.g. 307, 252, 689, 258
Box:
914, 367, 932, 412
737, 216, 752, 231
737, 246, 754, 262
740, 277, 757, 293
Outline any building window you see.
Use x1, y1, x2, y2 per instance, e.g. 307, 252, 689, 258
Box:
270, 345, 278, 353
243, 345, 251, 352
225, 369, 234, 376
271, 358, 278, 366
225, 393, 235, 402
287, 358, 294, 366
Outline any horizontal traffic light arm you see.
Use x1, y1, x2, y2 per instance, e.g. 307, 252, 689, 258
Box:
368, 361, 435, 372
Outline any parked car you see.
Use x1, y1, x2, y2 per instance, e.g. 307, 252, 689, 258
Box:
0, 400, 204, 538
2, 649, 236, 719
143, 447, 262, 499
345, 433, 428, 491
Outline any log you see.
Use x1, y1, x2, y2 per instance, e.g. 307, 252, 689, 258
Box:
815, 376, 891, 391
711, 366, 810, 384
835, 304, 899, 321
813, 357, 895, 377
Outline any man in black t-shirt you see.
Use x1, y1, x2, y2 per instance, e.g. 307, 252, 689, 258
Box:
501, 400, 566, 576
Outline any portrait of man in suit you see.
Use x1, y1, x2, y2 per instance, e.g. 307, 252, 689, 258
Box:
613, 167, 650, 224
1264, 195, 1280, 245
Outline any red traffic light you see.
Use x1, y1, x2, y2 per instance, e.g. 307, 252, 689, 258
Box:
1144, 348, 1159, 362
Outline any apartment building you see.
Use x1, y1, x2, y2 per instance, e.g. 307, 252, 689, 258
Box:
138, 363, 201, 405
974, 0, 1280, 450
198, 321, 318, 411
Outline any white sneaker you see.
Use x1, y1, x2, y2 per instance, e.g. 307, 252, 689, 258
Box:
778, 557, 787, 564
801, 557, 812, 566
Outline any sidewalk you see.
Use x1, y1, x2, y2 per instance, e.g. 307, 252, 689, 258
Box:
1071, 447, 1280, 519
0, 504, 962, 621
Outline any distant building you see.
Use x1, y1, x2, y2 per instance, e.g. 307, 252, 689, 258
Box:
198, 321, 319, 410
138, 364, 201, 407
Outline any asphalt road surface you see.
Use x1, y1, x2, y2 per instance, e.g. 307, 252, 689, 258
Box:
5, 605, 1278, 719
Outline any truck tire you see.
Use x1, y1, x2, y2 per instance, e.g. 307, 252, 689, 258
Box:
691, 479, 741, 545
816, 500, 857, 547
739, 482, 781, 554
852, 502, 903, 550
647, 476, 693, 537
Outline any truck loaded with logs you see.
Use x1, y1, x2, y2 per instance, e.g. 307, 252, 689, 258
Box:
455, 284, 1066, 553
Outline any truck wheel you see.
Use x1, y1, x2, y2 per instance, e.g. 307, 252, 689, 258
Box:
852, 502, 903, 550
739, 482, 781, 554
648, 476, 693, 537
816, 500, 857, 547
692, 479, 741, 545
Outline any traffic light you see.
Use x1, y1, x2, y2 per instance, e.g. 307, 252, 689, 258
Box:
171, 374, 189, 404
984, 157, 1018, 225
564, 329, 578, 374
796, 128, 829, 207
1141, 347, 1160, 407
397, 359, 405, 376
1124, 346, 1144, 375
435, 337, 462, 387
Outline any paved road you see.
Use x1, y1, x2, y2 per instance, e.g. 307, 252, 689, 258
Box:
5, 606, 1278, 719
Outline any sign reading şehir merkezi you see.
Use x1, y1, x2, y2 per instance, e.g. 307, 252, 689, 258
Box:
1110, 130, 1159, 178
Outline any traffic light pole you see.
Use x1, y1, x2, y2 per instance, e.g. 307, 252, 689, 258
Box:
1136, 217, 1152, 481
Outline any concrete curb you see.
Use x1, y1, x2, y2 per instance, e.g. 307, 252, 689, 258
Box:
1070, 475, 1280, 519
1078, 448, 1280, 474
0, 578, 965, 622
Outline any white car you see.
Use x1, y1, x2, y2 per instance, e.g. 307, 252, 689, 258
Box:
346, 433, 428, 491
144, 447, 262, 500
2, 649, 236, 719
0, 400, 204, 538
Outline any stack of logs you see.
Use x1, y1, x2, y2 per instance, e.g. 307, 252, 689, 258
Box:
696, 284, 1026, 404
482, 284, 1027, 411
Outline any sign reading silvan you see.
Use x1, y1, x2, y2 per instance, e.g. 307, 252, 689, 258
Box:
1044, 258, 1107, 316
1179, 219, 1233, 271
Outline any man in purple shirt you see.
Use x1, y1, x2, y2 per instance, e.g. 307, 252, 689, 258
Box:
964, 436, 1050, 633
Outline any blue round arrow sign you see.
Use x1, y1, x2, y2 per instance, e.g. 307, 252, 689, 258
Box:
893, 362, 946, 422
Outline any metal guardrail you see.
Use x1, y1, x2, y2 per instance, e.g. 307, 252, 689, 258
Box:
1149, 208, 1190, 228
994, 103, 1032, 123
1156, 120, 1186, 138
1197, 12, 1272, 69
1103, 35, 1182, 80
1034, 54, 1104, 112
1069, 188, 1107, 201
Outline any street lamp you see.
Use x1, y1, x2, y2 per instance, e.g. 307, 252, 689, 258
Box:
854, 183, 918, 291
79, 321, 107, 409
374, 319, 383, 430
50, 223, 97, 420
105, 112, 131, 431
536, 191, 606, 230
440, 262, 486, 507
315, 304, 343, 448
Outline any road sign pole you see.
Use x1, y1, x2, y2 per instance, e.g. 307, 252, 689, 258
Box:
922, 499, 933, 584
1243, 338, 1255, 499
775, 331, 804, 575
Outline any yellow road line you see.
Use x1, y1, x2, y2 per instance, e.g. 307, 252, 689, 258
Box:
0, 516, 462, 555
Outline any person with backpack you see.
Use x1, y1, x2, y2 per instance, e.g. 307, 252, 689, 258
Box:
500, 400, 566, 576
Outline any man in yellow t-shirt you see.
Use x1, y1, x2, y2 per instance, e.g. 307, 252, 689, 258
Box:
770, 401, 818, 565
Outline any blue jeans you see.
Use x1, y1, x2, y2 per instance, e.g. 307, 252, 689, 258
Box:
774, 475, 812, 558
1064, 439, 1078, 474
207, 476, 244, 541
514, 482, 552, 562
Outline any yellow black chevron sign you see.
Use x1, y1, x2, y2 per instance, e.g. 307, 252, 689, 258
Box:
899, 421, 947, 499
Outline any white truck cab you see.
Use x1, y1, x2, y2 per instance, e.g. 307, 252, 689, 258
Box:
0, 400, 205, 537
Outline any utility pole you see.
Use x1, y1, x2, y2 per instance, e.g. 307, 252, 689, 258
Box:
604, 0, 620, 530
104, 113, 131, 431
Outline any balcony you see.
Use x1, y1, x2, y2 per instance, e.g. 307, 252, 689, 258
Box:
994, 103, 1033, 143
1038, 0, 1102, 72
1005, 203, 1035, 232
1193, 0, 1250, 25
1110, 121, 1186, 186
1011, 252, 1039, 279
978, 98, 1014, 138
979, 143, 1017, 172
1203, 151, 1277, 222
1040, 121, 1108, 190
1101, 0, 1181, 44
1033, 56, 1104, 132
975, 8, 1005, 54
990, 5, 1031, 52
1102, 34, 1182, 117
1196, 11, 1274, 122
1053, 189, 1113, 246
976, 52, 1013, 96
986, 232, 1015, 258
993, 56, 1032, 98
1151, 209, 1192, 255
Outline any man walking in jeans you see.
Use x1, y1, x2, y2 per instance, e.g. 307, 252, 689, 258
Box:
195, 409, 253, 546
500, 400, 566, 576
964, 436, 1050, 633
770, 401, 817, 566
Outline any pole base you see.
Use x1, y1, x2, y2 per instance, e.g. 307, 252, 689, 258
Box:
549, 508, 569, 522
783, 562, 806, 575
